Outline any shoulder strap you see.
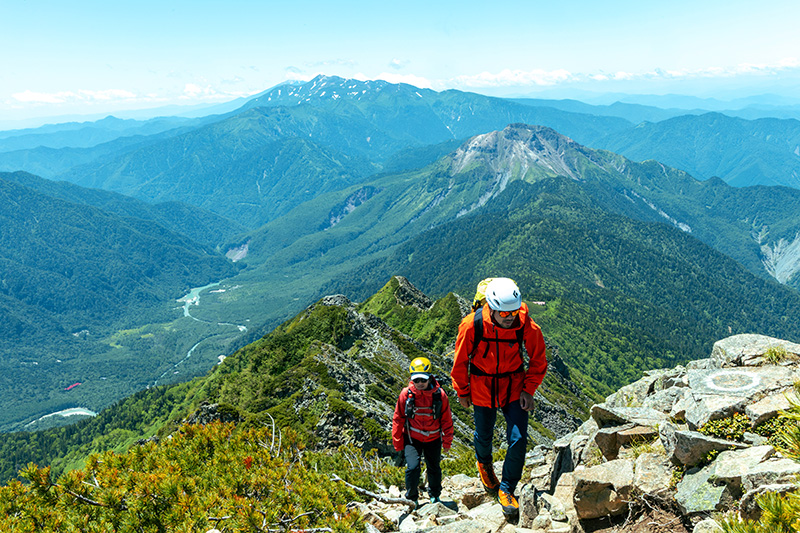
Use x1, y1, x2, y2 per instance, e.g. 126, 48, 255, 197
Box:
432, 388, 442, 420
470, 306, 484, 361
473, 307, 484, 345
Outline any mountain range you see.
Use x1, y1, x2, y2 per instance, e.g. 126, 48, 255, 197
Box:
3, 76, 800, 194
2, 77, 800, 460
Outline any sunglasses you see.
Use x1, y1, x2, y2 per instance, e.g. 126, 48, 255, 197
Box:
497, 309, 520, 318
412, 377, 429, 383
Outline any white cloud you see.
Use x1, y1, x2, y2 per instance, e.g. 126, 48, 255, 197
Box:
12, 90, 75, 104
78, 89, 137, 100
450, 59, 800, 90
389, 58, 408, 70
12, 89, 137, 104
180, 83, 245, 101
453, 68, 574, 88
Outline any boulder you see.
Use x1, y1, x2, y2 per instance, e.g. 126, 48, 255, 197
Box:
643, 386, 688, 413
675, 465, 733, 516
711, 334, 800, 367
684, 393, 748, 429
741, 457, 800, 492
572, 459, 634, 520
590, 405, 668, 429
692, 518, 723, 533
746, 392, 794, 426
594, 423, 635, 460
633, 452, 674, 496
708, 445, 775, 495
659, 422, 748, 467
517, 484, 539, 528
739, 483, 798, 521
537, 492, 568, 522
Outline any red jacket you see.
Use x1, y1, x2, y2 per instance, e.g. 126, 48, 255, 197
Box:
392, 378, 454, 451
451, 303, 547, 408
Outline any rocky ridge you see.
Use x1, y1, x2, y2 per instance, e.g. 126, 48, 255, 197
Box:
348, 333, 800, 533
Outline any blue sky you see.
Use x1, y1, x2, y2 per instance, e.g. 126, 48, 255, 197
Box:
2, 0, 800, 125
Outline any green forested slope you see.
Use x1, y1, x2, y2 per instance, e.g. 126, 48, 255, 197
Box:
323, 179, 800, 389
0, 176, 242, 430
1, 171, 245, 247
594, 112, 800, 188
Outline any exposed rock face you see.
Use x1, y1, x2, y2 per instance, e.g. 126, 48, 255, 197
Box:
545, 333, 800, 529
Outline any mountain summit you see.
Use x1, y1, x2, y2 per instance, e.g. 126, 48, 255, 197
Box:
452, 124, 588, 182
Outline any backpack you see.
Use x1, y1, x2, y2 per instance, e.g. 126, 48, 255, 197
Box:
471, 277, 518, 311
405, 381, 443, 420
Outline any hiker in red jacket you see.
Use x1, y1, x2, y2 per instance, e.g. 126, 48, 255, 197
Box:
392, 357, 454, 506
450, 278, 547, 520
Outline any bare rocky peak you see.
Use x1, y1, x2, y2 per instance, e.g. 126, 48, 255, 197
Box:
451, 124, 587, 181
393, 275, 433, 311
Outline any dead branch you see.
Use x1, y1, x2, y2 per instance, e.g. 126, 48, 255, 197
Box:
330, 474, 416, 510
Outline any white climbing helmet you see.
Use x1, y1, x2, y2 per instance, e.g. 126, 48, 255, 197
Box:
485, 278, 522, 312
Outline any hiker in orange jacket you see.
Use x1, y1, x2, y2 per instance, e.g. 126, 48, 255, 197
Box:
450, 278, 547, 519
392, 357, 454, 506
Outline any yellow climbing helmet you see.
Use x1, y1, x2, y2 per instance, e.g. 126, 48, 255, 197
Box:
409, 357, 432, 379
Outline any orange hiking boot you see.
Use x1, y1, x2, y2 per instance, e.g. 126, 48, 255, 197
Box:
498, 489, 519, 518
476, 461, 500, 496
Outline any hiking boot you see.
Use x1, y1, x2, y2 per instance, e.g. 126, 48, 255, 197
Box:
430, 496, 441, 504
498, 489, 519, 519
476, 461, 500, 496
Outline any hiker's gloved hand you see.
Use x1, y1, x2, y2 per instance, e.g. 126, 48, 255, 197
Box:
457, 395, 472, 409
392, 450, 405, 467
520, 391, 534, 412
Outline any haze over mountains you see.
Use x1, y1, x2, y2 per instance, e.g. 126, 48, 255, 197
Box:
2, 75, 800, 436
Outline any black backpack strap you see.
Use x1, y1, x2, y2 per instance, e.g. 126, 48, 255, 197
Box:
432, 388, 442, 420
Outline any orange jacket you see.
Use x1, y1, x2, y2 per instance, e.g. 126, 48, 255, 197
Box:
392, 378, 454, 451
451, 303, 547, 408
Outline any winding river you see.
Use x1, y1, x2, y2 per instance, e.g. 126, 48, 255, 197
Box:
152, 282, 248, 387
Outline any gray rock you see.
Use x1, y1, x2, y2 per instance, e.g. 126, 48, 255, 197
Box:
741, 457, 800, 492
740, 483, 798, 521
742, 432, 769, 446
466, 502, 506, 531
692, 518, 723, 533
572, 459, 634, 520
418, 501, 458, 518
633, 452, 673, 496
551, 432, 590, 489
529, 508, 551, 530
517, 484, 539, 529
642, 387, 688, 413
537, 492, 567, 522
675, 466, 733, 515
590, 405, 668, 429
659, 422, 749, 467
708, 445, 775, 495
594, 423, 635, 460
604, 374, 663, 408
711, 334, 800, 367
415, 519, 493, 533
684, 393, 748, 429
746, 392, 793, 426
686, 358, 719, 370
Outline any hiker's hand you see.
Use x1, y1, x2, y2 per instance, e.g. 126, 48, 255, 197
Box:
458, 395, 472, 409
519, 391, 534, 411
